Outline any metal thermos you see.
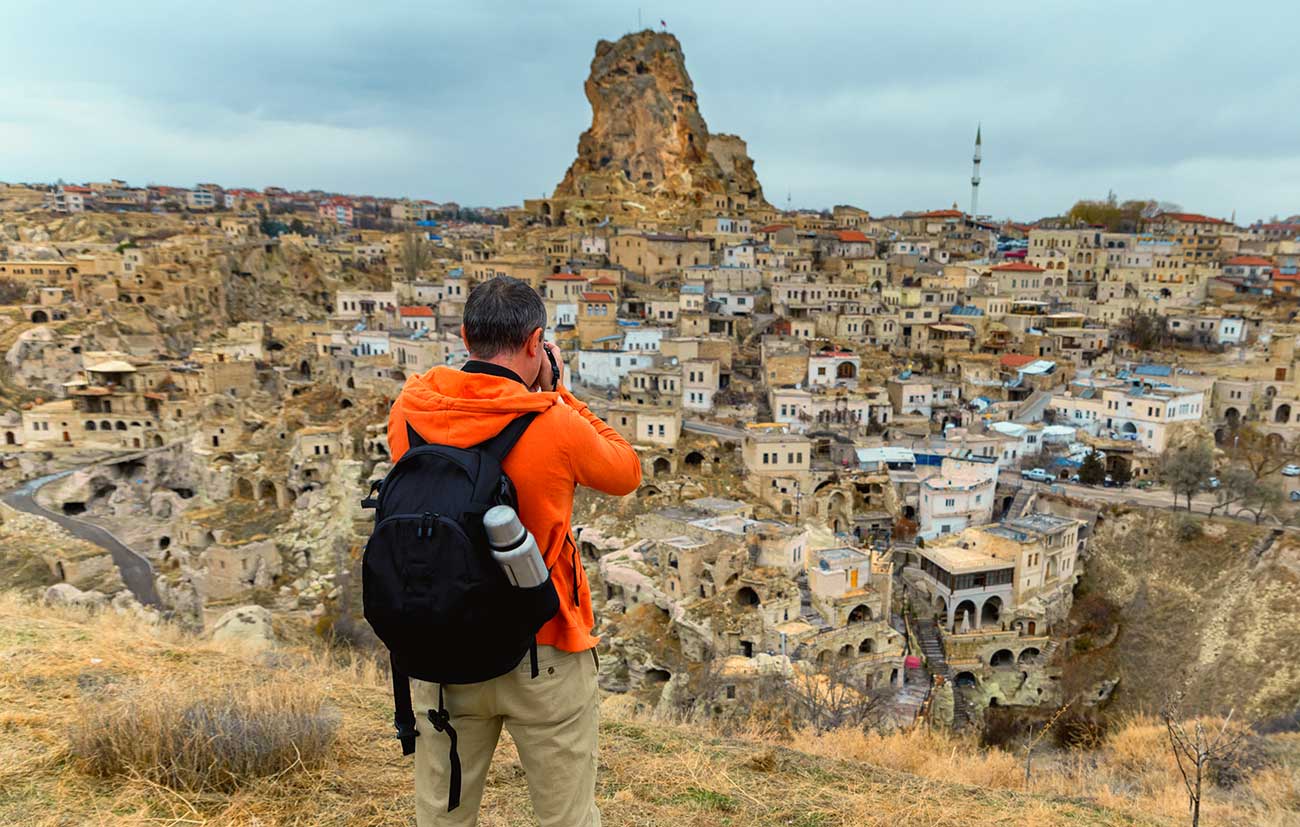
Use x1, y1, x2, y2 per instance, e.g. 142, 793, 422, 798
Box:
483, 505, 548, 588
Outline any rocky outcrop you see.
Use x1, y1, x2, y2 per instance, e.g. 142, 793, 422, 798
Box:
211, 605, 275, 649
554, 30, 769, 208
44, 582, 109, 610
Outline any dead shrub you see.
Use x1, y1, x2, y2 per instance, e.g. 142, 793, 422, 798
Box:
1073, 593, 1120, 637
1052, 707, 1110, 750
1174, 514, 1202, 541
69, 674, 338, 793
980, 706, 1029, 749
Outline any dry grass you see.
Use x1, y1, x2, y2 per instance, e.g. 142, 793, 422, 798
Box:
69, 676, 338, 794
0, 591, 1185, 826
787, 715, 1300, 827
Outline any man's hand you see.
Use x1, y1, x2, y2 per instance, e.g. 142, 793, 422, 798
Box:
540, 341, 562, 392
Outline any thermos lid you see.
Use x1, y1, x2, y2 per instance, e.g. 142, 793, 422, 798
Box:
484, 505, 526, 548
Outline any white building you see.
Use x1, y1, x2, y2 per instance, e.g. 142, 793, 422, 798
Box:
807, 350, 860, 388
917, 456, 998, 540
576, 350, 654, 389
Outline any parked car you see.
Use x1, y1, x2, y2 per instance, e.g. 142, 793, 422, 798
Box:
1290, 490, 1300, 502
1283, 464, 1300, 477
1135, 479, 1154, 490
1205, 477, 1221, 490
1021, 468, 1053, 483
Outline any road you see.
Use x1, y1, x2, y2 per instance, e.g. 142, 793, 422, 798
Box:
997, 469, 1269, 519
2, 470, 163, 607
683, 419, 747, 440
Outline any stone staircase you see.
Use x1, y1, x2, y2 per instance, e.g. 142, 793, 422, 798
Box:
914, 618, 950, 679
1012, 389, 1052, 423
952, 686, 974, 730
1004, 486, 1034, 520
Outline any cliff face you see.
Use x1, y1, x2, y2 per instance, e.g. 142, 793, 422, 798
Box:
554, 31, 768, 207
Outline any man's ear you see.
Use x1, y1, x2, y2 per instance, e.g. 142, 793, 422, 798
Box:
526, 327, 543, 356
460, 324, 470, 352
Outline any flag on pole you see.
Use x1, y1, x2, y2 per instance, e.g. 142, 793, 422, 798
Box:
660, 19, 666, 27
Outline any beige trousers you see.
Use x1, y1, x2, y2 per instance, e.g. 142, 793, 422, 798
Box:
412, 645, 601, 827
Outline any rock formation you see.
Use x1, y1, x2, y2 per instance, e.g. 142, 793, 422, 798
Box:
554, 30, 769, 209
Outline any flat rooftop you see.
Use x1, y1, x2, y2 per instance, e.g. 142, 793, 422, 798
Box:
922, 545, 1008, 574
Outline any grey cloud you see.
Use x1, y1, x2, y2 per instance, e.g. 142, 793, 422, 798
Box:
2, 0, 1297, 220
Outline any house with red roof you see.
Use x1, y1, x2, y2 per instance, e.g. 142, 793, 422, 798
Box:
755, 223, 795, 246
1149, 212, 1231, 236
49, 185, 92, 213
318, 196, 355, 227
577, 291, 618, 348
544, 271, 589, 301
829, 229, 873, 258
1222, 255, 1275, 286
988, 261, 1048, 296
397, 305, 435, 332
1272, 268, 1300, 296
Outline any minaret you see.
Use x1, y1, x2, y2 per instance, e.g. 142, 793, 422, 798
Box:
970, 124, 982, 219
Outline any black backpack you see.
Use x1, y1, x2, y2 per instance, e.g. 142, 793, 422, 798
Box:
361, 412, 559, 811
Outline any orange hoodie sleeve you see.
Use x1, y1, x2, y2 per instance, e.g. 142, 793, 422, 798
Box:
557, 387, 642, 496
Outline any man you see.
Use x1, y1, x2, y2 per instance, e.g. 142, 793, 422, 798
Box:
387, 276, 641, 826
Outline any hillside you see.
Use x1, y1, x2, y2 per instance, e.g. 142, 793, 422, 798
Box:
0, 593, 1175, 827
1072, 509, 1300, 719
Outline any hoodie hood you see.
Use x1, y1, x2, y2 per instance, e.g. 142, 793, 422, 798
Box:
390, 365, 558, 449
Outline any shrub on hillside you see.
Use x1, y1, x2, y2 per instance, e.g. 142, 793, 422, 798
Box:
1175, 514, 1202, 541
1051, 707, 1110, 750
1073, 593, 1121, 637
70, 676, 338, 792
980, 706, 1029, 749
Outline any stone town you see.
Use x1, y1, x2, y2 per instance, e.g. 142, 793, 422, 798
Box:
2, 30, 1299, 730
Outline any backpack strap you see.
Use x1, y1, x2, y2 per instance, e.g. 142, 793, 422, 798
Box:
390, 653, 418, 756
405, 421, 429, 450
476, 411, 539, 465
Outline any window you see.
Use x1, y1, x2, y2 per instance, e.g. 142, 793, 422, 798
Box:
944, 498, 955, 508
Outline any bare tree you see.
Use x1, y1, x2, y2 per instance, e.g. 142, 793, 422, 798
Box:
1157, 442, 1214, 510
1162, 695, 1248, 827
1023, 702, 1072, 789
782, 657, 884, 733
1228, 424, 1299, 482
400, 231, 431, 279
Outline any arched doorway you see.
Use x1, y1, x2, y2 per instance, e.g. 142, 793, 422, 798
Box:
1276, 403, 1292, 424
258, 479, 278, 505
235, 477, 254, 499
848, 604, 872, 623
954, 599, 978, 631
1224, 407, 1240, 429
31, 309, 49, 323
990, 649, 1015, 669
836, 362, 857, 380
652, 457, 671, 477
684, 450, 704, 470
1018, 648, 1041, 666
981, 596, 1002, 627
858, 638, 874, 654
735, 587, 760, 607
954, 671, 977, 688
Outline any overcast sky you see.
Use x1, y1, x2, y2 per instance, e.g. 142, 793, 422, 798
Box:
4, 1, 1297, 222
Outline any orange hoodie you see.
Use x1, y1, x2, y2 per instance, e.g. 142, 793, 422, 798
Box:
387, 363, 642, 653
